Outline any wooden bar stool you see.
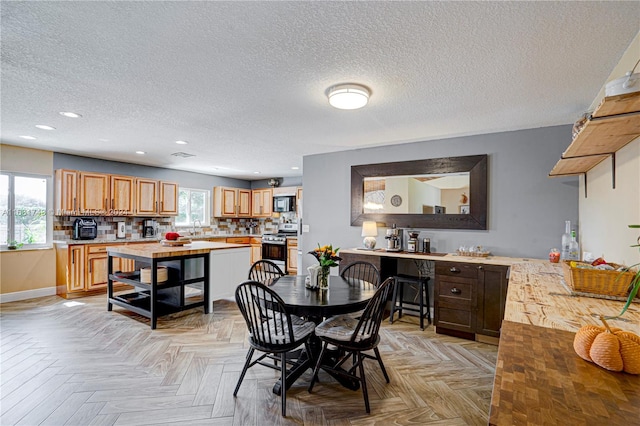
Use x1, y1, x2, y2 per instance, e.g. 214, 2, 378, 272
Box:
389, 274, 431, 330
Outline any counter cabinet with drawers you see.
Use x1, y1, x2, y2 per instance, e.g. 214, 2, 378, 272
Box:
339, 249, 511, 342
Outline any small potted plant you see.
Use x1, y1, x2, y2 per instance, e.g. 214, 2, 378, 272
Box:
7, 240, 23, 250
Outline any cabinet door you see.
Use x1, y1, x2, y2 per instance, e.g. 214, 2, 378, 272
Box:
214, 187, 237, 217
136, 178, 159, 216
86, 254, 108, 289
251, 191, 263, 216
159, 181, 178, 215
287, 240, 298, 274
79, 172, 109, 215
476, 265, 510, 338
110, 175, 135, 215
434, 262, 477, 334
55, 169, 78, 215
251, 244, 262, 264
67, 245, 85, 292
260, 189, 272, 216
296, 187, 303, 216
237, 189, 252, 217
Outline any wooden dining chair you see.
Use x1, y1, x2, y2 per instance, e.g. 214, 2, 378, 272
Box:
234, 280, 315, 417
248, 259, 285, 283
307, 277, 395, 413
340, 261, 381, 288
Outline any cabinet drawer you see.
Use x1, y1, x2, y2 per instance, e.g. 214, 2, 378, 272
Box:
250, 237, 262, 245
436, 306, 475, 332
226, 237, 250, 244
87, 245, 109, 254
287, 238, 298, 247
436, 262, 478, 278
436, 279, 473, 302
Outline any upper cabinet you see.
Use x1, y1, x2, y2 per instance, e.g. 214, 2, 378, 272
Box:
549, 92, 640, 177
213, 187, 252, 218
55, 169, 178, 216
251, 188, 273, 217
159, 181, 178, 216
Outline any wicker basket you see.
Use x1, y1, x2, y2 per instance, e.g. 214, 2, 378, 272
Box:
561, 261, 636, 298
140, 266, 169, 284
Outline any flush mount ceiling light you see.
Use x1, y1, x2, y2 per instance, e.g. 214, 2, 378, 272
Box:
175, 140, 188, 145
135, 151, 145, 155
327, 83, 370, 110
59, 111, 82, 118
19, 135, 37, 140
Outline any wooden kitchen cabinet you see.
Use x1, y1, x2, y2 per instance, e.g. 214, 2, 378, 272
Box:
214, 187, 252, 218
136, 178, 159, 216
55, 242, 137, 298
79, 172, 110, 215
251, 188, 273, 217
286, 238, 298, 275
110, 175, 135, 215
55, 169, 79, 215
159, 181, 178, 215
251, 237, 262, 264
434, 261, 509, 342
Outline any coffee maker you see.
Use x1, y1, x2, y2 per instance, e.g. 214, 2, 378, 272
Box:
385, 224, 402, 252
143, 219, 157, 238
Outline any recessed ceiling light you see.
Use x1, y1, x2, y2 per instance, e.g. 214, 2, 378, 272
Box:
291, 166, 300, 170
254, 171, 260, 174
35, 125, 56, 130
175, 140, 188, 145
59, 111, 82, 118
135, 151, 145, 155
327, 84, 370, 110
19, 135, 37, 140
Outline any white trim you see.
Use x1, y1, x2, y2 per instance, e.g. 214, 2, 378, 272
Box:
0, 286, 57, 303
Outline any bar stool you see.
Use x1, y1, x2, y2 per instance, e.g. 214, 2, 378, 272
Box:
389, 274, 431, 330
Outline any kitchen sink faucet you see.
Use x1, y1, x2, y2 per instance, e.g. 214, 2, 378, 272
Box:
192, 220, 202, 236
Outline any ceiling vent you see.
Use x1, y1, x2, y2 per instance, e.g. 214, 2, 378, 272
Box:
171, 152, 195, 158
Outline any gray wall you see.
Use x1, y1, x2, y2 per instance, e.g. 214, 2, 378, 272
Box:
301, 125, 578, 269
54, 153, 250, 189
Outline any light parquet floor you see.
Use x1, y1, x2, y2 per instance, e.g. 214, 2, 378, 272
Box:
0, 294, 497, 425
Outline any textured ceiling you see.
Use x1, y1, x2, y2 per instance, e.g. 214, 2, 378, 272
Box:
1, 1, 639, 180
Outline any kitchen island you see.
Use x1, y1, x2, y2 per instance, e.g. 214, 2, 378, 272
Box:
107, 241, 250, 329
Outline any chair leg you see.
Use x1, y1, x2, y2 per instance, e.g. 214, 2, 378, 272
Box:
373, 346, 390, 383
419, 281, 424, 330
308, 342, 328, 392
357, 351, 370, 414
280, 352, 287, 417
390, 280, 399, 324
233, 348, 255, 396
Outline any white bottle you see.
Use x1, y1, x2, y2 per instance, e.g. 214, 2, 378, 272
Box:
568, 230, 580, 261
561, 220, 572, 260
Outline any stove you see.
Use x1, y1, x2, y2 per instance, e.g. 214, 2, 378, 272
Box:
262, 232, 297, 245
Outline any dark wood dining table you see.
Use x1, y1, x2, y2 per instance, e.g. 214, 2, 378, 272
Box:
266, 274, 378, 394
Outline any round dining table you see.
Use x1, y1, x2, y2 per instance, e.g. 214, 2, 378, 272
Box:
266, 274, 377, 323
265, 274, 378, 394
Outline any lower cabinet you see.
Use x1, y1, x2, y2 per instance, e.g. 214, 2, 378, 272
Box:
250, 238, 262, 265
286, 238, 298, 275
55, 242, 137, 298
434, 261, 509, 341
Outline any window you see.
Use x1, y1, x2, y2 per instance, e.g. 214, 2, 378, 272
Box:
176, 188, 210, 226
1, 172, 51, 248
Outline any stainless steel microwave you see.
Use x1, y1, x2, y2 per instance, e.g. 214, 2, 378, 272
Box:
273, 195, 296, 212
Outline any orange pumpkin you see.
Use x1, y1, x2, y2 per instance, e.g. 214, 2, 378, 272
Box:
573, 317, 640, 374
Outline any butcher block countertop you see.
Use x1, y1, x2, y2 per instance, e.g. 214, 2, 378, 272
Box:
106, 241, 249, 259
490, 261, 640, 425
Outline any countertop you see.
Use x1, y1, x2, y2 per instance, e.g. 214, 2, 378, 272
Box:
339, 248, 536, 267
53, 234, 264, 246
106, 241, 250, 259
489, 261, 640, 425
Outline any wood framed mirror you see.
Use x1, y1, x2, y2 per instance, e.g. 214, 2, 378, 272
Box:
351, 154, 487, 230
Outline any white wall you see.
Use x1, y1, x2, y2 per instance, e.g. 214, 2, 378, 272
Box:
580, 138, 639, 266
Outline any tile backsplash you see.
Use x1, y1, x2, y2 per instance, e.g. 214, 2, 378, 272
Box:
54, 216, 280, 241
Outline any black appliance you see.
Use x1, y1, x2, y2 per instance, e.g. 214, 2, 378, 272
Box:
273, 195, 296, 212
73, 218, 98, 240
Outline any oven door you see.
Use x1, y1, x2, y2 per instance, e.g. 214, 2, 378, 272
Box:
262, 242, 287, 272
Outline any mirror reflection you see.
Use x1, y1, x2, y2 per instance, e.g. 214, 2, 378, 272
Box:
363, 173, 470, 214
